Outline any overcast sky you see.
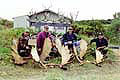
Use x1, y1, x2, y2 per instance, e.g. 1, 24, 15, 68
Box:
0, 0, 120, 20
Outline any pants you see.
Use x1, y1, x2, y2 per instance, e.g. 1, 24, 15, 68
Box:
64, 41, 80, 50
99, 49, 108, 56
18, 45, 32, 57
18, 49, 31, 57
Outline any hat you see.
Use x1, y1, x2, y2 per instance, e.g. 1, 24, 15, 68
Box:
98, 32, 103, 35
44, 25, 49, 29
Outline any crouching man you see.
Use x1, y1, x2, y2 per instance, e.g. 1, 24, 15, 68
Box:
90, 32, 108, 66
17, 32, 32, 58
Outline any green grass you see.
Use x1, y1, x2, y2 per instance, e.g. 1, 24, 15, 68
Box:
77, 34, 92, 43
0, 28, 25, 65
47, 57, 61, 64
0, 48, 12, 65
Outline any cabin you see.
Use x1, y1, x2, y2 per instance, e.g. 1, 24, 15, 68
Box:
13, 9, 71, 33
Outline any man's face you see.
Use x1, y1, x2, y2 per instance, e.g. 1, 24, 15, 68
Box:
24, 32, 28, 37
68, 28, 73, 34
44, 26, 49, 32
98, 35, 104, 39
26, 32, 30, 36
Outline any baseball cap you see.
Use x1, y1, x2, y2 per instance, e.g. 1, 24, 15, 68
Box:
98, 32, 103, 35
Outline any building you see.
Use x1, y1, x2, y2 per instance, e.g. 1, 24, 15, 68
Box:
13, 9, 71, 33
13, 15, 30, 28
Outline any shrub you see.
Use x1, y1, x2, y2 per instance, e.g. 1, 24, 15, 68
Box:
0, 28, 25, 65
104, 18, 120, 45
0, 28, 25, 47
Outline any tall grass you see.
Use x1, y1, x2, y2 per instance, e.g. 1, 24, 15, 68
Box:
0, 28, 25, 65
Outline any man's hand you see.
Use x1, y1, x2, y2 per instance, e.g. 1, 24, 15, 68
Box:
38, 48, 41, 52
96, 47, 101, 50
87, 43, 90, 46
52, 42, 56, 46
68, 41, 72, 44
26, 46, 30, 49
97, 46, 106, 50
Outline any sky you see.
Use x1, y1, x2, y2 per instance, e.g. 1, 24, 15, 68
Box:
0, 0, 120, 21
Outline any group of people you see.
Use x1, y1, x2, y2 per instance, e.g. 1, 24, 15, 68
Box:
17, 25, 108, 67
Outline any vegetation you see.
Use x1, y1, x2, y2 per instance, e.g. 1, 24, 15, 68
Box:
0, 28, 25, 65
105, 12, 120, 45
73, 20, 109, 37
72, 18, 120, 45
0, 19, 13, 29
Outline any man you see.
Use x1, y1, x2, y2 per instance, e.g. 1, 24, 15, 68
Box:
61, 27, 77, 51
37, 25, 53, 56
60, 27, 83, 70
90, 32, 108, 66
17, 32, 32, 57
90, 32, 108, 56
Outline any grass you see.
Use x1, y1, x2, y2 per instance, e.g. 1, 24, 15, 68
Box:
77, 34, 92, 43
47, 57, 61, 64
0, 60, 120, 80
0, 28, 25, 65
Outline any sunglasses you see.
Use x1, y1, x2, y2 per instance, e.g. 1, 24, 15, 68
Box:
45, 28, 49, 29
69, 29, 73, 30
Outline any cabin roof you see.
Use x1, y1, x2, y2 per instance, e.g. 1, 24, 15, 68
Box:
29, 9, 71, 21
